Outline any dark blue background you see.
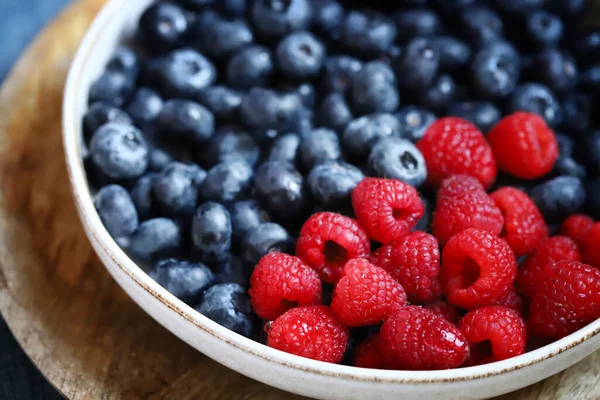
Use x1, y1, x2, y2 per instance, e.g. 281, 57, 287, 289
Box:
1, 1, 69, 398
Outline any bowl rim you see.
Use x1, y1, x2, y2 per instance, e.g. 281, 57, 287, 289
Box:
62, 0, 600, 385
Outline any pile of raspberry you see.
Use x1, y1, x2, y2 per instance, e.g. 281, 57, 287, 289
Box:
250, 114, 600, 370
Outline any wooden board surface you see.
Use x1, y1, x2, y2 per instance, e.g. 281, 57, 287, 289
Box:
0, 0, 598, 399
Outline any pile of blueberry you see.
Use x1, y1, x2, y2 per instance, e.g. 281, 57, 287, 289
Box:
85, 0, 599, 350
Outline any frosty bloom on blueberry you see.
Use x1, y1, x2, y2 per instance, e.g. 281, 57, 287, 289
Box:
86, 0, 600, 370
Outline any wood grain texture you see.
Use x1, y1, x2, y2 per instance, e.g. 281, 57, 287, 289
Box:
0, 1, 597, 399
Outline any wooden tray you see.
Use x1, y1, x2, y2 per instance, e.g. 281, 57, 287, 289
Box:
0, 0, 598, 398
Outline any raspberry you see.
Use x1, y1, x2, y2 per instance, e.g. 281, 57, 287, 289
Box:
432, 175, 504, 245
583, 222, 600, 269
517, 236, 580, 299
416, 117, 497, 188
560, 214, 595, 249
249, 252, 322, 320
379, 306, 470, 370
368, 231, 442, 303
267, 306, 349, 363
458, 306, 526, 365
296, 212, 371, 283
351, 178, 424, 244
492, 287, 525, 316
487, 112, 559, 180
490, 187, 549, 257
441, 229, 517, 310
424, 300, 461, 324
331, 259, 407, 327
354, 334, 388, 369
529, 261, 600, 339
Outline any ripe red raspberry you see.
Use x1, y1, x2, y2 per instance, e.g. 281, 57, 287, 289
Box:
492, 287, 525, 316
379, 306, 470, 370
487, 112, 559, 180
296, 212, 371, 283
583, 222, 600, 269
351, 178, 424, 244
490, 187, 548, 257
368, 231, 441, 303
249, 252, 322, 320
529, 261, 600, 339
432, 175, 504, 245
560, 214, 595, 249
354, 334, 388, 369
424, 300, 461, 324
267, 306, 349, 363
331, 259, 407, 327
458, 306, 526, 365
516, 236, 580, 299
416, 117, 496, 189
441, 229, 517, 310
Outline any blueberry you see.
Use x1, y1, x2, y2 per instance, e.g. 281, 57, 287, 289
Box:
197, 17, 253, 59
585, 178, 600, 219
284, 83, 316, 109
227, 46, 274, 89
200, 126, 260, 169
157, 48, 217, 99
106, 46, 140, 80
368, 138, 427, 187
534, 50, 578, 93
179, 0, 215, 9
213, 255, 253, 287
548, 0, 586, 16
251, 0, 312, 39
317, 93, 353, 132
395, 106, 436, 143
395, 37, 440, 94
447, 102, 501, 133
267, 133, 301, 164
507, 83, 561, 128
219, 0, 247, 16
321, 55, 362, 93
149, 259, 215, 304
88, 71, 134, 107
342, 113, 402, 160
419, 74, 455, 113
95, 184, 139, 238
312, 0, 344, 41
139, 2, 189, 51
253, 161, 306, 219
130, 173, 158, 221
552, 157, 587, 180
569, 29, 600, 67
195, 283, 256, 337
492, 0, 544, 14
471, 42, 520, 99
127, 218, 182, 264
197, 86, 242, 122
576, 130, 600, 175
350, 61, 399, 115
83, 102, 132, 141
561, 94, 592, 136
241, 222, 294, 265
147, 146, 173, 172
230, 199, 269, 243
125, 88, 164, 131
307, 161, 364, 208
202, 160, 254, 204
239, 88, 304, 142
525, 11, 563, 50
298, 128, 342, 171
414, 196, 432, 232
342, 10, 397, 56
89, 123, 148, 180
394, 9, 441, 41
459, 7, 504, 48
153, 162, 205, 217
379, 45, 403, 66
158, 99, 215, 144
277, 32, 326, 80
432, 36, 472, 73
531, 176, 585, 221
579, 64, 600, 93
192, 202, 232, 263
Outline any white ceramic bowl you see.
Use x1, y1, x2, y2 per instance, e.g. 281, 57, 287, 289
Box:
62, 1, 600, 399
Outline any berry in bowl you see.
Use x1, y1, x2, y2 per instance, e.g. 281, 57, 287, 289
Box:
63, 0, 600, 398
